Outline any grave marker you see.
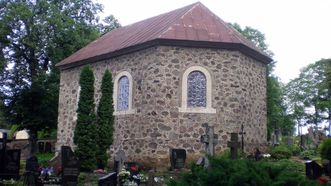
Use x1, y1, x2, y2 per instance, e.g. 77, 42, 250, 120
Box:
305, 160, 323, 179
23, 155, 41, 185
0, 132, 21, 180
239, 124, 246, 153
199, 123, 218, 168
170, 149, 186, 170
114, 150, 127, 173
61, 146, 80, 186
98, 172, 117, 186
227, 133, 240, 160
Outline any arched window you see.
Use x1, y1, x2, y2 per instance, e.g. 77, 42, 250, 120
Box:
179, 66, 216, 113
113, 71, 135, 115
117, 76, 129, 111
187, 71, 207, 108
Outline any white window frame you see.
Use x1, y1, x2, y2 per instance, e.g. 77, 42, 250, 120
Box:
179, 66, 216, 114
113, 71, 135, 115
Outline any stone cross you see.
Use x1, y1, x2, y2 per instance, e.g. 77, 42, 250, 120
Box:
199, 123, 218, 168
238, 124, 246, 153
200, 123, 218, 156
114, 150, 127, 173
227, 133, 240, 160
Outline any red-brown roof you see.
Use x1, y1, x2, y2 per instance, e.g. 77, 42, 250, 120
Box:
57, 2, 271, 69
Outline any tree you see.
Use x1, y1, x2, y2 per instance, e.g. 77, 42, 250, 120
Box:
230, 23, 294, 137
74, 66, 97, 171
285, 59, 331, 134
98, 15, 121, 35
0, 0, 120, 136
96, 70, 114, 169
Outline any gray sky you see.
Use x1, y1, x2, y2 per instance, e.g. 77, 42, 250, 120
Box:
98, 0, 331, 83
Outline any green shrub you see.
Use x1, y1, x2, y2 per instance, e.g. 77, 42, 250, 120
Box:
299, 149, 317, 160
96, 70, 114, 169
36, 153, 54, 167
74, 66, 97, 171
288, 145, 301, 156
271, 145, 292, 159
319, 138, 331, 161
167, 157, 318, 186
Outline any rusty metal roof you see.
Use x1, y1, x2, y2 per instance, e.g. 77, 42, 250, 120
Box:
57, 2, 271, 69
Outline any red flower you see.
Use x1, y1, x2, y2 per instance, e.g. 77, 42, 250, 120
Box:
319, 177, 328, 183
130, 165, 138, 172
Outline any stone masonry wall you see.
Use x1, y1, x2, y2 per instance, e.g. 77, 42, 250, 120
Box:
56, 46, 267, 168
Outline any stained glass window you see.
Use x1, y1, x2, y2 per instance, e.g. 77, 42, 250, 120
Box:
187, 71, 207, 107
117, 76, 129, 111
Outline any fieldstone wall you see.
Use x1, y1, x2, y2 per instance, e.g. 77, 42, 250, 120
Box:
56, 46, 267, 168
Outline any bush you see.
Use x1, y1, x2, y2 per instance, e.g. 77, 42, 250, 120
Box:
319, 138, 331, 161
36, 153, 54, 167
167, 157, 318, 186
288, 145, 301, 156
271, 145, 292, 159
74, 66, 97, 171
299, 149, 317, 160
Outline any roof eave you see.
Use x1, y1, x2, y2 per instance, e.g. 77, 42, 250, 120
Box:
57, 39, 272, 70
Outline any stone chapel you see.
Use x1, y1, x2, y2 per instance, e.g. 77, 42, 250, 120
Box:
56, 2, 272, 166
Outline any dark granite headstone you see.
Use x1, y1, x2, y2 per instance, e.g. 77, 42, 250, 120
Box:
322, 159, 330, 176
227, 133, 240, 160
24, 155, 41, 185
170, 149, 186, 170
0, 149, 21, 180
38, 142, 45, 153
305, 160, 323, 179
0, 132, 21, 180
98, 172, 117, 186
45, 142, 52, 153
61, 146, 80, 186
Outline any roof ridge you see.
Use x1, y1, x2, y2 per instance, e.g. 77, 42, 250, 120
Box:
158, 2, 201, 38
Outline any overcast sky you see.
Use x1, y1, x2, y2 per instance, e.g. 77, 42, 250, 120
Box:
97, 0, 331, 83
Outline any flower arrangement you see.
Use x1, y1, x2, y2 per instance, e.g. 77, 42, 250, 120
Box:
118, 168, 130, 180
132, 173, 149, 183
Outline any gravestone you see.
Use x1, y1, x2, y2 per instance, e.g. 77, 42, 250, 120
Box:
114, 149, 127, 173
200, 123, 218, 156
169, 149, 186, 170
305, 160, 323, 179
24, 155, 41, 185
98, 172, 117, 186
45, 142, 52, 153
227, 133, 240, 160
0, 150, 21, 180
287, 137, 293, 146
38, 142, 45, 153
0, 132, 21, 180
61, 146, 80, 186
239, 124, 246, 153
322, 159, 330, 176
199, 124, 218, 168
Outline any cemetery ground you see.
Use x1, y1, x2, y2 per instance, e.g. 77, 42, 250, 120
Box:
1, 135, 331, 186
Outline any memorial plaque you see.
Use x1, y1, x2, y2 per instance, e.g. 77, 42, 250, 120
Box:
0, 149, 21, 180
170, 149, 186, 170
61, 146, 80, 186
